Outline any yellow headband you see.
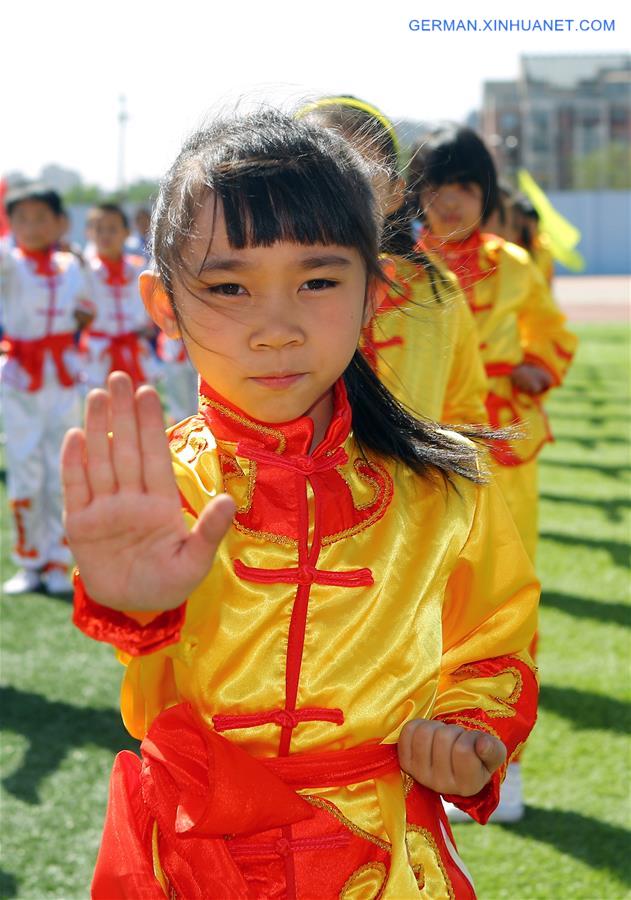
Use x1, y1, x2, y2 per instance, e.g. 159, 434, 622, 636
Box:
296, 96, 401, 166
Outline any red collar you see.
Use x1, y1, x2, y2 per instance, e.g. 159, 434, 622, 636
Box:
18, 245, 55, 276
418, 230, 491, 300
98, 255, 128, 286
198, 378, 352, 459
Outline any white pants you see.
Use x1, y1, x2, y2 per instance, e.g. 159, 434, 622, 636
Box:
1, 381, 81, 569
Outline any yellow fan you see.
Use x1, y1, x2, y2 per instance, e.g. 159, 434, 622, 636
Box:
517, 169, 586, 272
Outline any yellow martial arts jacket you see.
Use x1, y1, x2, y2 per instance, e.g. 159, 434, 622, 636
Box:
361, 256, 488, 426
530, 233, 555, 285
74, 379, 539, 899
419, 231, 577, 467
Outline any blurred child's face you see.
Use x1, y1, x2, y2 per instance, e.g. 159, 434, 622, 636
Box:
93, 212, 128, 258
10, 200, 60, 251
421, 182, 484, 242
142, 199, 384, 436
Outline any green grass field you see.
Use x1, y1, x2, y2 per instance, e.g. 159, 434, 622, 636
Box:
1, 323, 629, 899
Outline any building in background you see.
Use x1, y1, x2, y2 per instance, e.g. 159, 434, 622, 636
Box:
40, 165, 82, 195
482, 54, 631, 189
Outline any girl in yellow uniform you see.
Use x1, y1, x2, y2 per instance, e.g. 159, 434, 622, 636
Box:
411, 124, 576, 822
411, 125, 577, 562
299, 97, 488, 427
62, 110, 539, 899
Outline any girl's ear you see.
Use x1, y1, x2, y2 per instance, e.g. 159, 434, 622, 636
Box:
387, 177, 407, 217
139, 271, 181, 338
363, 258, 396, 327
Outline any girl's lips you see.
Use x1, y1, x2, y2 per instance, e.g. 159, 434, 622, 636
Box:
250, 373, 306, 390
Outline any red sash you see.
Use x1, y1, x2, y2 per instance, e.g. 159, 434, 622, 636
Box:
5, 333, 76, 391
92, 703, 400, 899
90, 330, 146, 386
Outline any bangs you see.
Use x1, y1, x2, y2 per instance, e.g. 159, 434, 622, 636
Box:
419, 137, 490, 191
410, 125, 499, 221
152, 110, 383, 293
213, 157, 375, 251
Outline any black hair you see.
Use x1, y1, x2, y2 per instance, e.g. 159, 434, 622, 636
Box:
408, 125, 499, 224
5, 183, 64, 218
93, 202, 129, 229
151, 109, 485, 484
514, 194, 539, 222
495, 179, 516, 228
511, 194, 539, 252
300, 97, 450, 299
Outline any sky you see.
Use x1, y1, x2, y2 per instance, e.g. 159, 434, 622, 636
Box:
2, 0, 628, 189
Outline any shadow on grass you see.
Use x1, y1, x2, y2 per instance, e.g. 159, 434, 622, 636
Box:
552, 434, 630, 452
538, 458, 631, 480
1, 685, 138, 805
539, 531, 630, 568
538, 684, 630, 735
556, 387, 629, 403
0, 869, 18, 899
497, 806, 631, 888
542, 590, 630, 628
539, 492, 631, 523
545, 412, 614, 427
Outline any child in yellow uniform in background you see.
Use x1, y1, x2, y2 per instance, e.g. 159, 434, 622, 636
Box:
411, 124, 577, 821
299, 97, 488, 427
520, 203, 555, 286
62, 110, 539, 898
491, 186, 556, 287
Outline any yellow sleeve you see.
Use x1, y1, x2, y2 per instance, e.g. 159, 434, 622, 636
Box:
517, 257, 578, 385
432, 479, 540, 822
434, 478, 539, 722
441, 285, 489, 425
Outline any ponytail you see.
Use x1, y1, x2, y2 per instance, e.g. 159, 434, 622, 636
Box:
343, 351, 488, 484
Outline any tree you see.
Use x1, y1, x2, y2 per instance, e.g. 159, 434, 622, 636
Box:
63, 184, 104, 205
573, 143, 631, 190
124, 179, 160, 204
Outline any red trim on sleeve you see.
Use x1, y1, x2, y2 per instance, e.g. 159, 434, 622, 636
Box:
436, 655, 538, 824
72, 571, 186, 657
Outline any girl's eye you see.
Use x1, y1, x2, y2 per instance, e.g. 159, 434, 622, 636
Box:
301, 278, 338, 292
208, 283, 246, 297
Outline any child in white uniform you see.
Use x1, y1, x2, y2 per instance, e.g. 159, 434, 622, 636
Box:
82, 204, 160, 389
1, 185, 94, 595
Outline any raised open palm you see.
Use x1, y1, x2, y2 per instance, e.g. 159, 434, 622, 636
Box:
61, 372, 235, 612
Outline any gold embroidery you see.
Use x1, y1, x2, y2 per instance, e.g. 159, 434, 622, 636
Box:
405, 825, 455, 900
450, 663, 524, 719
334, 460, 378, 511
233, 520, 297, 547
187, 433, 208, 462
411, 863, 425, 890
321, 459, 394, 547
339, 862, 387, 900
199, 395, 287, 452
440, 715, 502, 743
402, 772, 415, 798
219, 450, 257, 515
486, 667, 523, 718
236, 457, 256, 513
304, 796, 391, 853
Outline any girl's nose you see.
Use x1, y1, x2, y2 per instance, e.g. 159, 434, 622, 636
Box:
249, 313, 305, 351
